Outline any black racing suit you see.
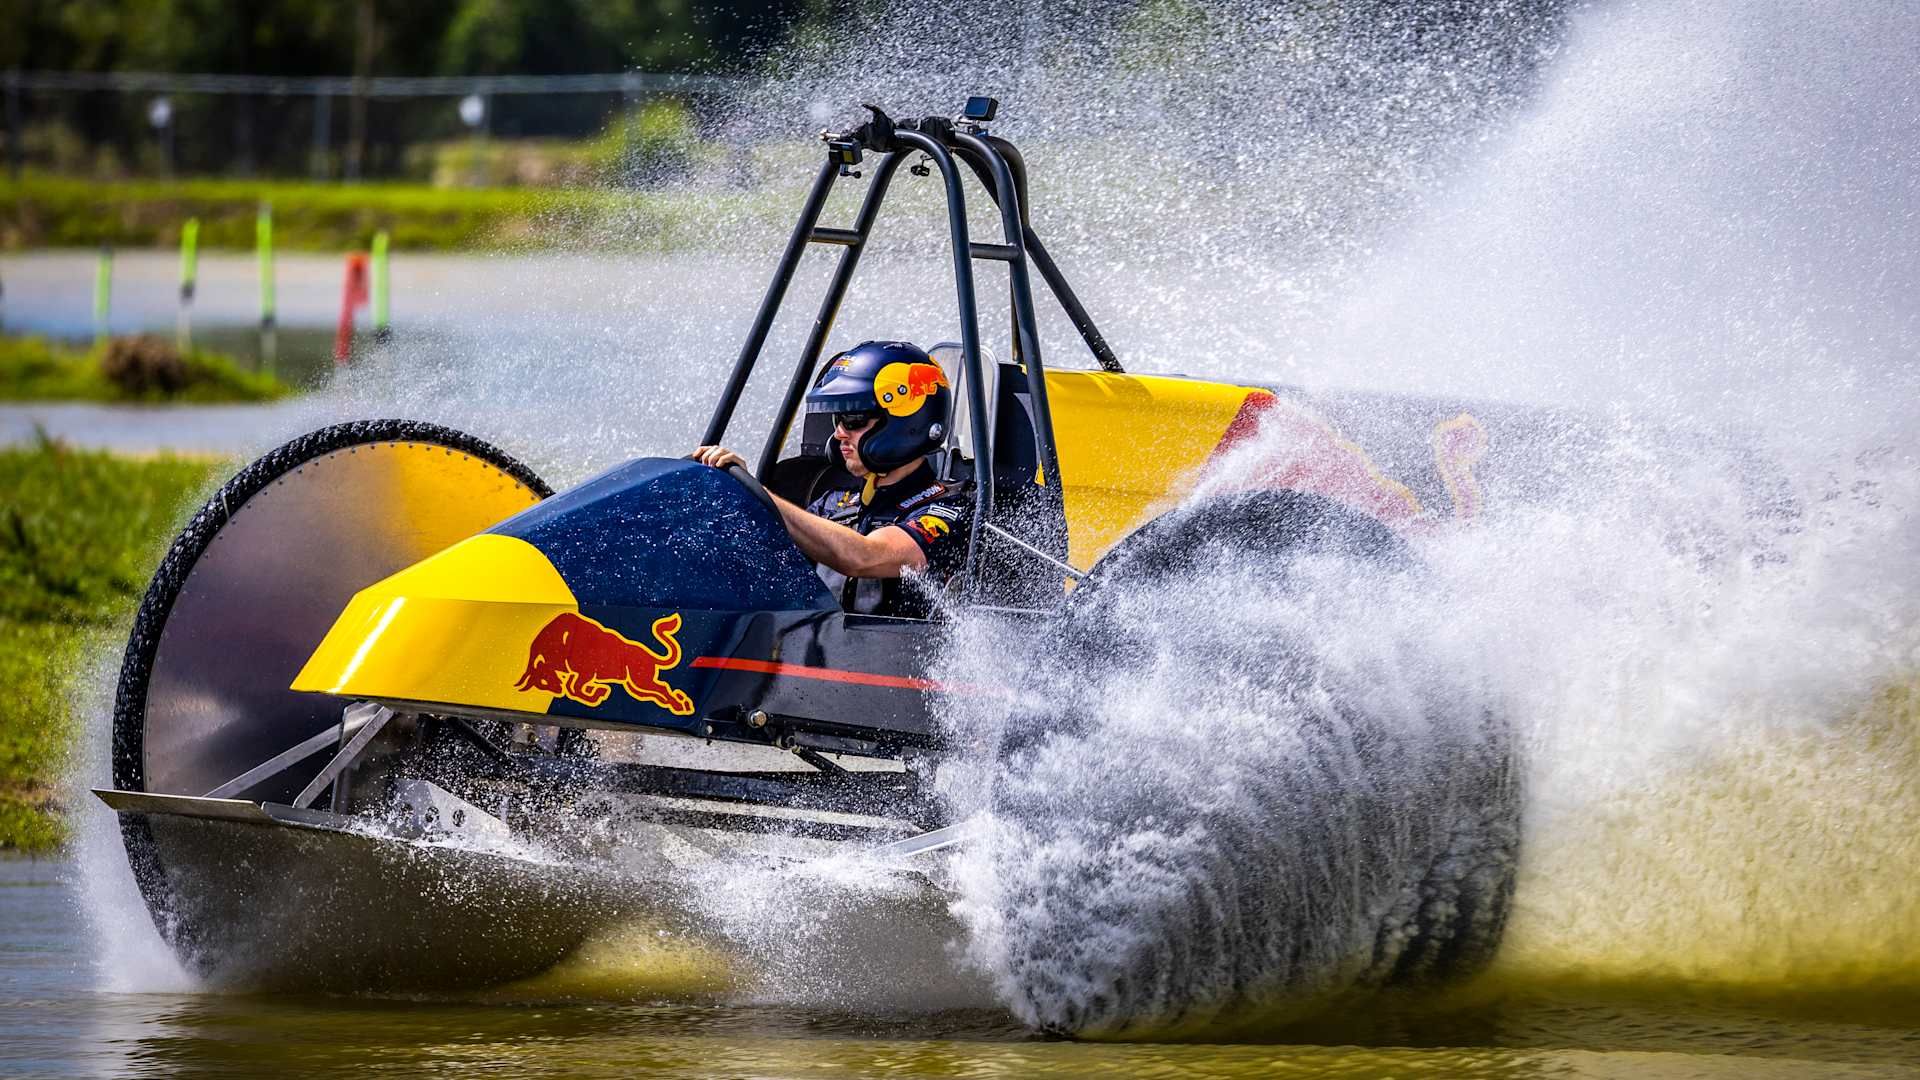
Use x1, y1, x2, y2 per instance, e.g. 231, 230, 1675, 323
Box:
802, 460, 972, 619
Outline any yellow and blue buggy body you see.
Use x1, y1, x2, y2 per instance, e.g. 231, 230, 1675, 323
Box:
291, 366, 1488, 750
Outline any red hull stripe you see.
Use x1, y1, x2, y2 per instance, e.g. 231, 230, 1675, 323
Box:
691, 655, 943, 691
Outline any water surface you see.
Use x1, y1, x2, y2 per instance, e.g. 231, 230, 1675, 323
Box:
7, 857, 1918, 1078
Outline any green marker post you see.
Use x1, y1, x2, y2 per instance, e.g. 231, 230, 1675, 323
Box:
257, 204, 277, 372
371, 229, 391, 343
177, 217, 200, 351
93, 245, 113, 347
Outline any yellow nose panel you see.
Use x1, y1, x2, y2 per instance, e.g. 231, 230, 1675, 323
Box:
292, 534, 579, 713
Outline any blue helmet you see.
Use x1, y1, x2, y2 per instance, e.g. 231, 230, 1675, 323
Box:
805, 341, 953, 474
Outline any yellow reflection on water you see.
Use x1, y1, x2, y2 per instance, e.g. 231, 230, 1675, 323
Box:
96, 991, 1920, 1080
484, 921, 737, 1004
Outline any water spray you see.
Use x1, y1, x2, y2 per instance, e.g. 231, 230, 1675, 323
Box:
71, 0, 1920, 1041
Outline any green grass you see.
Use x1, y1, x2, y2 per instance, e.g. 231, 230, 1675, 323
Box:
0, 173, 771, 253
1, 335, 291, 403
0, 439, 224, 851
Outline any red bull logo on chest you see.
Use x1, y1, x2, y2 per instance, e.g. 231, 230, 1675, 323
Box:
515, 611, 695, 715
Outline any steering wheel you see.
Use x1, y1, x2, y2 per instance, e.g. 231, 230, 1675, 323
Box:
724, 463, 781, 516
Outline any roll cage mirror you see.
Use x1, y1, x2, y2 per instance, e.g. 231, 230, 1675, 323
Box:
700, 100, 1120, 595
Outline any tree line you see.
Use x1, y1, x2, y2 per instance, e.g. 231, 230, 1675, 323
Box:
0, 0, 823, 77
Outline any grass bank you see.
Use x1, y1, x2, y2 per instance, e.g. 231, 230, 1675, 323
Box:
0, 174, 768, 253
0, 440, 223, 851
1, 335, 291, 403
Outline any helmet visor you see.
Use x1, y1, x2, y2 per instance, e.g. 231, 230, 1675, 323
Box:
831, 409, 881, 432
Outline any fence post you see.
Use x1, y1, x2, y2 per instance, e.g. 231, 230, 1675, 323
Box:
335, 252, 370, 365
93, 246, 113, 347
257, 204, 277, 373
311, 90, 332, 179
4, 69, 21, 182
177, 217, 199, 351
371, 230, 391, 343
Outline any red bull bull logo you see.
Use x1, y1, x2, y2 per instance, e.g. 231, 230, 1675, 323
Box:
875, 360, 949, 417
1250, 399, 1426, 528
1431, 412, 1488, 520
1211, 392, 1493, 530
910, 512, 951, 541
515, 611, 694, 715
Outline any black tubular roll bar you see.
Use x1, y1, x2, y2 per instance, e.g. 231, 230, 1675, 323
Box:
751, 148, 910, 479
700, 103, 1121, 578
892, 126, 998, 548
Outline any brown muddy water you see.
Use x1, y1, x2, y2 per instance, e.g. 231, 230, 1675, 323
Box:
6, 857, 1918, 1078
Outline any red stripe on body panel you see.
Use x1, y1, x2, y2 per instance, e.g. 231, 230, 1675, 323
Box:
691, 655, 944, 692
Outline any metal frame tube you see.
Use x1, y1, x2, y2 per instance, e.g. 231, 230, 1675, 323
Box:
1021, 230, 1124, 374
703, 158, 841, 446
703, 118, 1113, 594
755, 152, 907, 479
893, 129, 996, 577
956, 137, 1123, 374
951, 129, 1063, 494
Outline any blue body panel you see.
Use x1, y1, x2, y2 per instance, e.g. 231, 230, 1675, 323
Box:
478, 458, 939, 743
490, 458, 836, 612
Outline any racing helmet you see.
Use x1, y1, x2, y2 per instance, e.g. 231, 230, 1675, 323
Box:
805, 340, 952, 473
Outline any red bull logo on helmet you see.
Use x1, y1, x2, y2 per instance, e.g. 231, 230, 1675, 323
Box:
515, 611, 694, 715
874, 361, 949, 417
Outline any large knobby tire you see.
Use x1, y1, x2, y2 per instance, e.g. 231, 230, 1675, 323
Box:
983, 489, 1520, 1036
1083, 489, 1412, 594
111, 419, 552, 969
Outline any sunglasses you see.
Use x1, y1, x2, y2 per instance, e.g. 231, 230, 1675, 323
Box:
832, 411, 881, 432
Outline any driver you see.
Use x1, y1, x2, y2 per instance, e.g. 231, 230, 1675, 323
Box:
692, 340, 972, 618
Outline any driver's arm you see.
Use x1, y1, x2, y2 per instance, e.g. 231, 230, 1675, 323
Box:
691, 446, 928, 579
776, 501, 927, 578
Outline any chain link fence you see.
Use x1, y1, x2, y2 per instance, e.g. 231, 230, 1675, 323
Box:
2, 70, 743, 184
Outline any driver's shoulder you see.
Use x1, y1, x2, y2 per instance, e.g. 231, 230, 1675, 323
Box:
809, 485, 864, 518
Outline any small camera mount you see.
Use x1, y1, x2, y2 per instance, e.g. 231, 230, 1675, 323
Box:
825, 136, 864, 178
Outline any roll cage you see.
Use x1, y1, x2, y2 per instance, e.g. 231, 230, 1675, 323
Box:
699, 101, 1123, 595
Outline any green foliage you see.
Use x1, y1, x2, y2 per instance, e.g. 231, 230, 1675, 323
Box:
0, 335, 290, 403
0, 441, 223, 850
584, 99, 711, 184
411, 138, 602, 189
0, 0, 739, 78
0, 174, 759, 252
0, 620, 80, 852
439, 0, 710, 75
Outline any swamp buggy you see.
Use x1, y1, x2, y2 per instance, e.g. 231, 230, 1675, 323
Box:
97, 101, 1523, 1011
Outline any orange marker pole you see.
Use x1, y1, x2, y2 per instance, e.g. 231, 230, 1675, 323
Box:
334, 252, 370, 365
